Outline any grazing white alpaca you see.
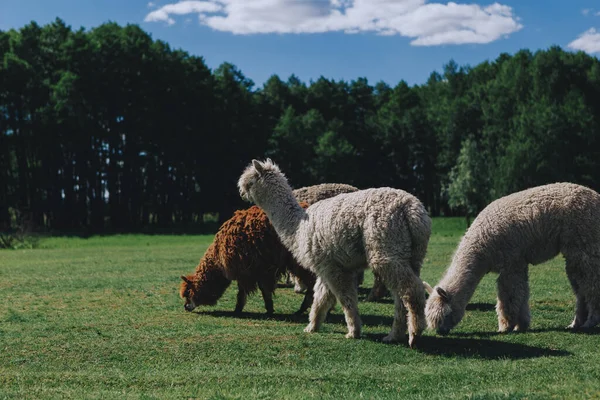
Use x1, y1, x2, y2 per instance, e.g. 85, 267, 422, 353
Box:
426, 182, 600, 335
238, 159, 431, 347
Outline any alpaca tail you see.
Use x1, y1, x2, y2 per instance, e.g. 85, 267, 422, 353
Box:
405, 200, 432, 276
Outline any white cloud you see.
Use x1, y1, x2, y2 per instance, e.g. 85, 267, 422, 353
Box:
144, 1, 223, 25
582, 8, 600, 16
568, 28, 600, 54
144, 0, 523, 46
148, 2, 156, 8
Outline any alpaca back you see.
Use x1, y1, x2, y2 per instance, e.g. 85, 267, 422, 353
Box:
293, 183, 358, 205
212, 206, 287, 283
454, 182, 600, 271
295, 188, 430, 270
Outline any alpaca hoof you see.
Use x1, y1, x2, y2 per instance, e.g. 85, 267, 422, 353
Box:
382, 334, 402, 343
580, 320, 597, 329
382, 335, 394, 343
568, 317, 584, 330
408, 335, 418, 349
345, 331, 360, 339
513, 324, 528, 333
304, 324, 318, 333
497, 323, 514, 333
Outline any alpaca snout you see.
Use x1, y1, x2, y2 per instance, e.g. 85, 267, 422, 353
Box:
184, 303, 195, 312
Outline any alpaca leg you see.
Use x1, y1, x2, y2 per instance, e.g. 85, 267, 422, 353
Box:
295, 286, 314, 315
378, 263, 426, 347
257, 280, 275, 315
356, 270, 365, 287
384, 292, 407, 343
367, 271, 388, 302
575, 258, 600, 329
234, 283, 248, 314
496, 266, 530, 332
401, 274, 426, 347
294, 275, 307, 294
565, 263, 588, 329
322, 270, 362, 339
285, 272, 292, 286
568, 294, 588, 329
583, 258, 600, 328
581, 302, 600, 329
304, 277, 336, 333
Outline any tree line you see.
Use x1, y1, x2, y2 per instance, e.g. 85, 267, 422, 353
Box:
2, 18, 600, 234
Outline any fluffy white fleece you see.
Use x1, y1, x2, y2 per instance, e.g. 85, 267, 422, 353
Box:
238, 159, 431, 347
426, 182, 600, 335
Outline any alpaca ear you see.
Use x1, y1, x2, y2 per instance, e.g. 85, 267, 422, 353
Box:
181, 275, 192, 284
423, 281, 434, 295
252, 159, 265, 175
436, 287, 450, 302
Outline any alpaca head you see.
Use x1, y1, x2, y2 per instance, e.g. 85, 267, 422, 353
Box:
179, 272, 231, 312
425, 286, 463, 335
238, 158, 288, 205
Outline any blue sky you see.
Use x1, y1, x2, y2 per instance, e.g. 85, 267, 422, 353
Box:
2, 0, 600, 88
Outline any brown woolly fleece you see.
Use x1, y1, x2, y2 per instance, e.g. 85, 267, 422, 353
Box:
180, 204, 315, 315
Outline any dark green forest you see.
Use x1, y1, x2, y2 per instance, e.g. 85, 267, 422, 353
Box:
2, 18, 600, 234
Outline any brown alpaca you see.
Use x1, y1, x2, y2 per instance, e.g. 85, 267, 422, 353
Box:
180, 204, 316, 315
180, 183, 358, 315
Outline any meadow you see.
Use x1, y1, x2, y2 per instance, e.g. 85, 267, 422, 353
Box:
1, 218, 599, 399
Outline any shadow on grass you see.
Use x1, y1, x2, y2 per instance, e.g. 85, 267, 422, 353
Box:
413, 336, 570, 359
570, 326, 600, 335
325, 313, 395, 327
466, 302, 496, 311
195, 310, 396, 327
361, 333, 571, 360
451, 325, 600, 338
196, 310, 310, 323
196, 310, 573, 360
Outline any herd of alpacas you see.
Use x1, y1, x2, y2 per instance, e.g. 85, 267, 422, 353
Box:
180, 158, 600, 348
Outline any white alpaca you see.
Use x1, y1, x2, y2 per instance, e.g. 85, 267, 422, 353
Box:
238, 159, 431, 347
426, 182, 600, 335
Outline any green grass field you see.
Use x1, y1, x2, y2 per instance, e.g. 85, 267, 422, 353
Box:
1, 218, 599, 399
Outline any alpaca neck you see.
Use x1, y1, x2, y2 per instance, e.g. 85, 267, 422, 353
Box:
193, 253, 231, 300
256, 184, 306, 251
441, 253, 487, 313
194, 244, 229, 288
